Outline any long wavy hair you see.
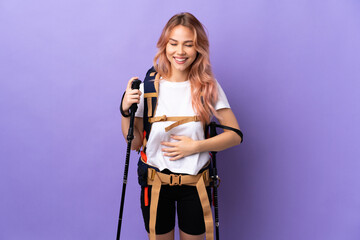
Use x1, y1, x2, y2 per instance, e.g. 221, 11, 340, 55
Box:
153, 12, 218, 124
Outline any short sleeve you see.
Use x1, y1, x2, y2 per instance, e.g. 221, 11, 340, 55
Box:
214, 79, 231, 110
135, 83, 144, 118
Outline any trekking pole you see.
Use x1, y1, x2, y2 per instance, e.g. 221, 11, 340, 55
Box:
209, 122, 220, 240
209, 122, 243, 240
116, 79, 141, 240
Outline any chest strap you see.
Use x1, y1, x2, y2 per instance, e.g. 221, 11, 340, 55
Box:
149, 115, 200, 132
147, 168, 214, 240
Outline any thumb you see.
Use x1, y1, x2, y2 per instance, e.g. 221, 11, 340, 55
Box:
127, 77, 139, 90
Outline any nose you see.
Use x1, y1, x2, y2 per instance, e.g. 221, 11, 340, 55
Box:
177, 45, 185, 55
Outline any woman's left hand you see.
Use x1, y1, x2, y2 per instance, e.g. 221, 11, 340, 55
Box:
161, 135, 198, 161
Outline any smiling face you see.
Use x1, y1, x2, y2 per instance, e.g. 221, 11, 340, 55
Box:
166, 25, 197, 76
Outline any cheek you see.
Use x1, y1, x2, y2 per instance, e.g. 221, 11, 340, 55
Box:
188, 52, 198, 66
166, 45, 175, 54
165, 47, 172, 60
189, 50, 198, 61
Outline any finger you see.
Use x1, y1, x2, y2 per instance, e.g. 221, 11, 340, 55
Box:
161, 141, 177, 147
126, 98, 139, 105
170, 135, 183, 140
131, 97, 140, 104
126, 94, 139, 102
128, 94, 141, 101
164, 152, 178, 157
162, 148, 171, 152
126, 91, 141, 101
170, 155, 183, 161
128, 89, 142, 95
126, 77, 139, 90
126, 90, 142, 101
127, 77, 139, 90
162, 147, 178, 153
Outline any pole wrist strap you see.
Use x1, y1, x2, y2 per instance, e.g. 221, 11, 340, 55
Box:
120, 91, 130, 118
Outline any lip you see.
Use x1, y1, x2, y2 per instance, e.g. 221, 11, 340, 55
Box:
173, 57, 188, 64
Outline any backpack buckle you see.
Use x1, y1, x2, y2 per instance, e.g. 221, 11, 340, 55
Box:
148, 168, 156, 181
212, 175, 221, 188
159, 115, 167, 121
169, 174, 182, 186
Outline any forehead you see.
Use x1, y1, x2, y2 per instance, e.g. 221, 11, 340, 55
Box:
168, 25, 194, 41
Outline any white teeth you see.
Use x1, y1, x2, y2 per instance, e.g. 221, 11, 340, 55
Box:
175, 57, 186, 62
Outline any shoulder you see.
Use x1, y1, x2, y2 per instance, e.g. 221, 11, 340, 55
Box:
144, 66, 157, 82
145, 66, 156, 77
214, 78, 227, 95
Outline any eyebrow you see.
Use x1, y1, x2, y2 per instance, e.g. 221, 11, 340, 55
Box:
169, 38, 194, 43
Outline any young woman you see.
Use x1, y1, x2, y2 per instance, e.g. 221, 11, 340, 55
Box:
121, 12, 242, 240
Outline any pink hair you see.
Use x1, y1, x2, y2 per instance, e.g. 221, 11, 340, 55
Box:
153, 12, 218, 125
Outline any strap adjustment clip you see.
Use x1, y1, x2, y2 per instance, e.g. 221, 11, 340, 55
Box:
212, 175, 221, 188
169, 174, 182, 186
159, 115, 167, 121
149, 168, 156, 181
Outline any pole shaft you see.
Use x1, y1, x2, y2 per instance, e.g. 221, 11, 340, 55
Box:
116, 112, 136, 240
212, 152, 220, 240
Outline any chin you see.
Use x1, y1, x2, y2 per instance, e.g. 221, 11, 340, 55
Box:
175, 65, 189, 72
172, 62, 193, 73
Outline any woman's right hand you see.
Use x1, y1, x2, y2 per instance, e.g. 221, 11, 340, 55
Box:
122, 77, 142, 113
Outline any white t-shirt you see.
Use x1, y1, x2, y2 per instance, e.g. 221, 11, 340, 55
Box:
135, 78, 230, 175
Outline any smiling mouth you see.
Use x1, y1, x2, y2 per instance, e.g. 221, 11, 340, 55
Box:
174, 57, 188, 64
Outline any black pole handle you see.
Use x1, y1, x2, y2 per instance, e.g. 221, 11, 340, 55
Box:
129, 79, 141, 113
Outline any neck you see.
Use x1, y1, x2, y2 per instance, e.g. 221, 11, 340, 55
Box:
168, 68, 189, 82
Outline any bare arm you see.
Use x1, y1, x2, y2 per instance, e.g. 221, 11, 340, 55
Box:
121, 77, 144, 150
121, 116, 143, 150
196, 108, 242, 153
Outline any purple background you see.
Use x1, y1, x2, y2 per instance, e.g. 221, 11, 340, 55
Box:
1, 0, 359, 239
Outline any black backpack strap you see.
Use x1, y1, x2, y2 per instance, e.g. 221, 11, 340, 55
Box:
142, 66, 160, 153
